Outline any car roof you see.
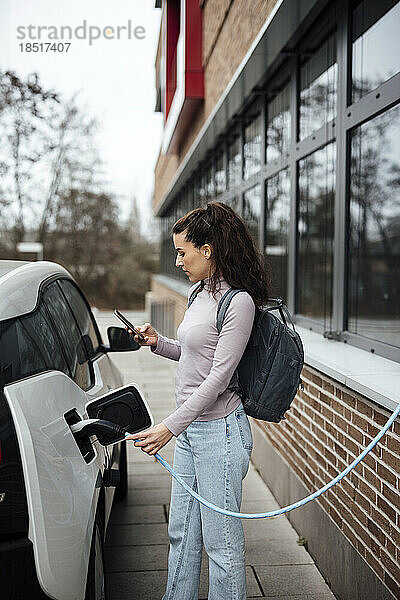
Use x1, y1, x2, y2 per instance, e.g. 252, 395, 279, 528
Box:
0, 260, 72, 322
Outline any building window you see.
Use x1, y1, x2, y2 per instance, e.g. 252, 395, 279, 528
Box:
348, 103, 400, 347
352, 0, 400, 103
297, 143, 336, 326
227, 195, 241, 213
299, 32, 337, 140
243, 184, 261, 245
265, 169, 290, 302
244, 113, 261, 179
198, 172, 207, 207
228, 134, 241, 189
266, 82, 291, 162
205, 162, 215, 200
215, 151, 226, 196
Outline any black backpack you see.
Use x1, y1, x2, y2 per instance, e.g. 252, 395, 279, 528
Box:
188, 285, 304, 423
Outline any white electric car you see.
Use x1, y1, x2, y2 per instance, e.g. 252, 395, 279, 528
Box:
0, 260, 153, 600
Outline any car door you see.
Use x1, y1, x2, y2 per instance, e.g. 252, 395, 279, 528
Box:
56, 278, 123, 521
3, 280, 105, 600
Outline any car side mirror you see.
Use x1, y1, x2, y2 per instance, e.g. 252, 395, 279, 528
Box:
107, 326, 141, 351
85, 384, 153, 446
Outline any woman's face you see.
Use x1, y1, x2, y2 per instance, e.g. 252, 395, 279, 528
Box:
173, 231, 213, 283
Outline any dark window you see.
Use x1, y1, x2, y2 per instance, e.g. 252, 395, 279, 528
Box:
0, 303, 69, 386
266, 82, 291, 162
299, 32, 337, 140
348, 103, 400, 347
227, 195, 241, 213
198, 172, 207, 206
243, 184, 261, 246
58, 279, 101, 357
265, 169, 291, 302
244, 113, 261, 179
297, 143, 336, 326
43, 282, 92, 391
205, 163, 215, 200
228, 134, 241, 189
215, 152, 226, 196
352, 0, 400, 102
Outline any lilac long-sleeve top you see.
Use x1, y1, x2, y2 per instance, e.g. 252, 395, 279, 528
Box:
150, 276, 255, 437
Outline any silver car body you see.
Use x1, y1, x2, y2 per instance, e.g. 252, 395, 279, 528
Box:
1, 261, 124, 599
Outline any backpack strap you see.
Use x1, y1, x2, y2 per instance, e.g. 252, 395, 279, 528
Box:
187, 282, 203, 308
216, 288, 245, 334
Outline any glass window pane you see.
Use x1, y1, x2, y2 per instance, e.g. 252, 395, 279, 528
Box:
214, 152, 226, 196
205, 163, 215, 199
352, 0, 400, 102
348, 103, 400, 347
297, 143, 336, 324
228, 135, 241, 189
58, 279, 101, 356
266, 169, 291, 302
299, 33, 337, 140
0, 303, 70, 385
226, 196, 241, 213
244, 114, 261, 179
266, 82, 291, 162
43, 282, 92, 391
243, 184, 261, 245
198, 172, 206, 206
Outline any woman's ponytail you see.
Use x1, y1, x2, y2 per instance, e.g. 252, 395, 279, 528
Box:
172, 201, 272, 309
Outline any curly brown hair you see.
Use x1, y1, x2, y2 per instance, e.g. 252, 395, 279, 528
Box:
172, 201, 272, 309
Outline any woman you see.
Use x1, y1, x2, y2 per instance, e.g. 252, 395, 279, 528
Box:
126, 201, 271, 600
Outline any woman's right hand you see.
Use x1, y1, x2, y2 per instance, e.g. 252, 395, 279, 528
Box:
127, 323, 158, 348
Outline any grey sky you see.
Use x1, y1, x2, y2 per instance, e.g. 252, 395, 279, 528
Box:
0, 0, 163, 237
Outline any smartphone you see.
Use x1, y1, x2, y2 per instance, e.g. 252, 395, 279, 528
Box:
113, 309, 146, 341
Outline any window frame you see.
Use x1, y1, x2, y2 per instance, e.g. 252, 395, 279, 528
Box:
41, 277, 96, 392
56, 277, 103, 359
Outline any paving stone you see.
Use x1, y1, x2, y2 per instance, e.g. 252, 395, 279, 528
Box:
105, 543, 169, 572
126, 452, 152, 464
127, 473, 171, 489
125, 462, 165, 475
243, 517, 298, 542
125, 487, 172, 506
105, 522, 168, 546
109, 503, 166, 525
199, 565, 262, 598
254, 564, 336, 597
242, 484, 278, 503
240, 500, 281, 513
245, 539, 313, 566
106, 569, 168, 600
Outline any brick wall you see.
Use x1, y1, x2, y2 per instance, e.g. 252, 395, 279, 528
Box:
253, 365, 400, 598
153, 151, 180, 213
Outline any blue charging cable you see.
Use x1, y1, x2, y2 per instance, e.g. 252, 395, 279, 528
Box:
125, 402, 400, 519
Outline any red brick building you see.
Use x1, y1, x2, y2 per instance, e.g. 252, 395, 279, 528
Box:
151, 2, 400, 599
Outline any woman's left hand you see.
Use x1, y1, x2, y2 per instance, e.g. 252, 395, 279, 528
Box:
125, 423, 173, 455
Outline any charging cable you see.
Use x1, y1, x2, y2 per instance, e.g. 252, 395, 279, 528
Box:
125, 402, 400, 519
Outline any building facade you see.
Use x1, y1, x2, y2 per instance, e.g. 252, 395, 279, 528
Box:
151, 1, 400, 599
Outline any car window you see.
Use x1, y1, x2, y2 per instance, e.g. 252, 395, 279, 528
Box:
57, 279, 101, 357
0, 303, 70, 386
43, 282, 93, 391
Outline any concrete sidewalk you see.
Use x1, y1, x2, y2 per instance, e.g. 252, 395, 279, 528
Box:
98, 311, 336, 599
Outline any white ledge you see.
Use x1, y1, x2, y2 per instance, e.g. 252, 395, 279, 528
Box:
297, 326, 400, 413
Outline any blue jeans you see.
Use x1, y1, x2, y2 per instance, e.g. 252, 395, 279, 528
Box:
161, 402, 253, 600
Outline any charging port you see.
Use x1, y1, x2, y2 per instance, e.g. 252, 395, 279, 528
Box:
65, 409, 95, 464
